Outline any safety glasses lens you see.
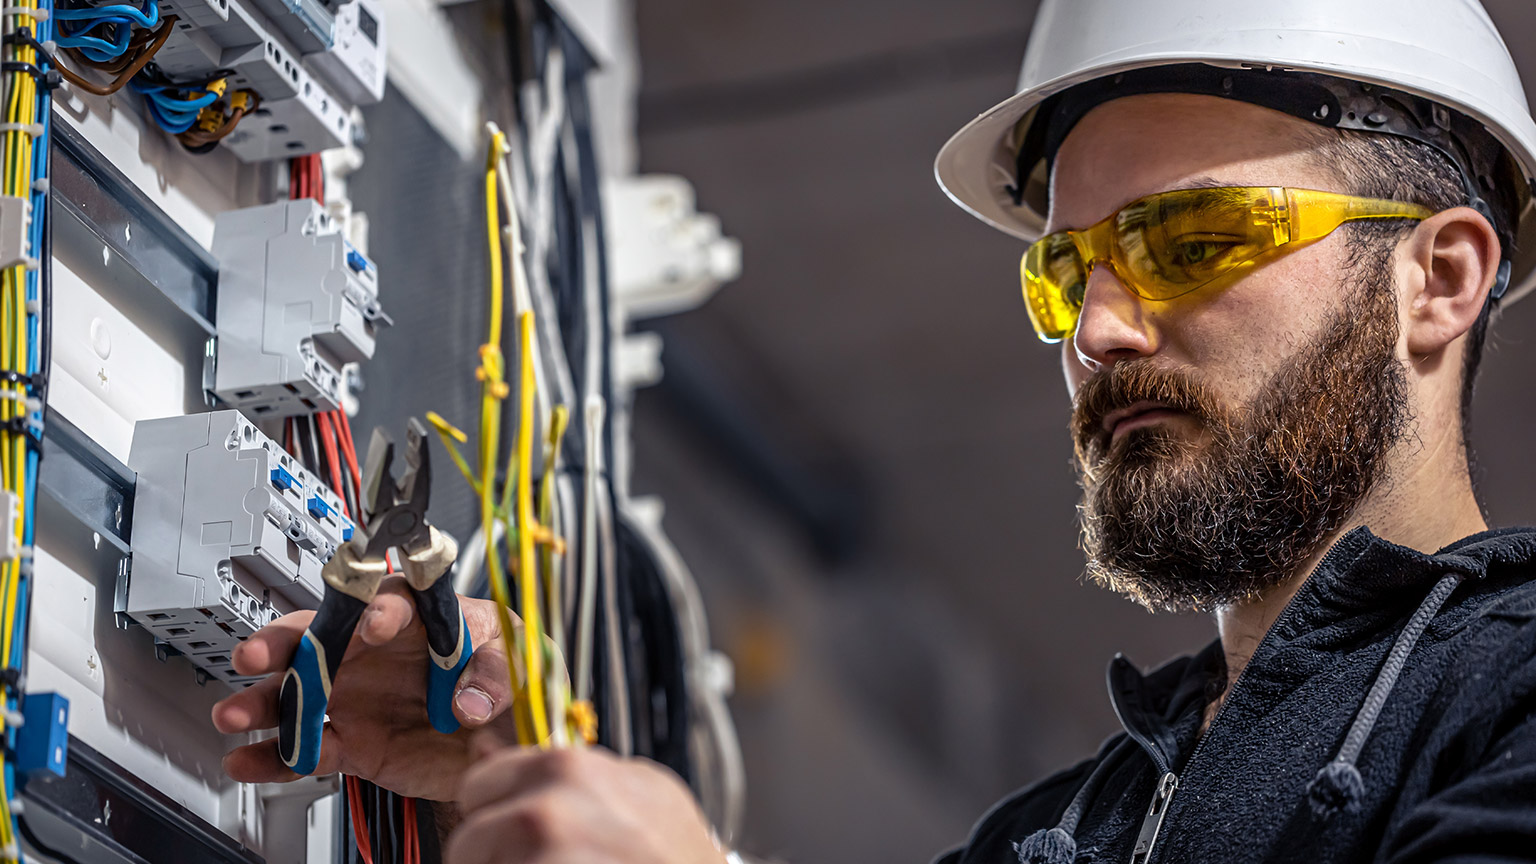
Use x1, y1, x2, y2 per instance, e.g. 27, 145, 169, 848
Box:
1115, 187, 1274, 299
1022, 234, 1087, 342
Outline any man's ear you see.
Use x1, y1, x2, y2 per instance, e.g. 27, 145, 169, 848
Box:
1400, 206, 1501, 357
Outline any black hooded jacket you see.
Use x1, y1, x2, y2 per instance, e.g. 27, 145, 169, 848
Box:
935, 526, 1536, 864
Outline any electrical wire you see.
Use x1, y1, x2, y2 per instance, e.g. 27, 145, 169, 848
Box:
54, 12, 173, 96
427, 124, 588, 750
0, 0, 53, 853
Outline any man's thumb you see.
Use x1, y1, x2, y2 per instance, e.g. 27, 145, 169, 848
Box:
453, 635, 515, 727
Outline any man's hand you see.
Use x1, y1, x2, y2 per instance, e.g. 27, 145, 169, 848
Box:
211, 578, 519, 801
446, 738, 726, 864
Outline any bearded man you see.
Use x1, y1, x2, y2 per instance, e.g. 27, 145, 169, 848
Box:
210, 1, 1536, 862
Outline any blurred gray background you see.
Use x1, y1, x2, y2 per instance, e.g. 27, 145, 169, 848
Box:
621, 2, 1536, 862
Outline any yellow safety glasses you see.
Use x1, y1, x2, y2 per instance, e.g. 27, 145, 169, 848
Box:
1021, 186, 1433, 342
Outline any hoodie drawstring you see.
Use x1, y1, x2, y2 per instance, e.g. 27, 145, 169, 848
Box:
1014, 736, 1139, 864
1307, 571, 1465, 820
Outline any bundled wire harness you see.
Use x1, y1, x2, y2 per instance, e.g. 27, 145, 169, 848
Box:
0, 0, 54, 854
51, 0, 255, 151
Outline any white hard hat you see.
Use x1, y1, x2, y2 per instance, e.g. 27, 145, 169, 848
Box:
934, 0, 1536, 305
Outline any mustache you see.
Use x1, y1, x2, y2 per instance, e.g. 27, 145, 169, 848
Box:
1071, 360, 1225, 460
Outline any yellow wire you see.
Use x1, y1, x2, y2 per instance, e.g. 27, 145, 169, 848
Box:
515, 311, 549, 745
473, 131, 531, 748
0, 0, 37, 851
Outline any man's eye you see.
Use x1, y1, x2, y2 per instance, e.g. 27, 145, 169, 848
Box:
1167, 236, 1239, 267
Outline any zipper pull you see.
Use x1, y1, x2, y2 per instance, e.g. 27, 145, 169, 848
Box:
1130, 772, 1179, 864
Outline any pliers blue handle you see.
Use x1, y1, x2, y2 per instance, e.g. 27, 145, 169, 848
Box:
278, 545, 387, 775
402, 526, 473, 734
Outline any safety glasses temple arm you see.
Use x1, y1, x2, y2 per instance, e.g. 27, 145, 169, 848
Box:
1284, 188, 1434, 244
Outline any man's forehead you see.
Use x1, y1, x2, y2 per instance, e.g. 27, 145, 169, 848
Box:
1045, 93, 1332, 233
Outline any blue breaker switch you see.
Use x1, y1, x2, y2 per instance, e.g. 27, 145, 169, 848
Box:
271, 465, 300, 492
308, 495, 336, 522
345, 246, 369, 273
17, 692, 68, 783
341, 520, 354, 541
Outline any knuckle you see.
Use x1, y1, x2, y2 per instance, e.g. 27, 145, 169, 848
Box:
511, 796, 566, 849
537, 747, 583, 781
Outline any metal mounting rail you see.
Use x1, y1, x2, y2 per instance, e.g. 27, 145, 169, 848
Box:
20, 736, 264, 864
37, 410, 135, 555
50, 115, 219, 338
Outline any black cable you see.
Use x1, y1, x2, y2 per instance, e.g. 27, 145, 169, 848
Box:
306, 413, 326, 480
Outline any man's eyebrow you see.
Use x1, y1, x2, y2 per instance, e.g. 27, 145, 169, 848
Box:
1044, 177, 1236, 233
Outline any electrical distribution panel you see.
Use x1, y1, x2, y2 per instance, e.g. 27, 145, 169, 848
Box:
143, 0, 387, 159
209, 198, 387, 417
122, 410, 352, 686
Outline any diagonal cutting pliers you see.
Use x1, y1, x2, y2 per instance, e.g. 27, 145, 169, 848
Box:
278, 418, 475, 776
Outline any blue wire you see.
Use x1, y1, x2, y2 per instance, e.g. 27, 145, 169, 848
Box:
55, 17, 133, 61
53, 0, 157, 28
142, 95, 199, 133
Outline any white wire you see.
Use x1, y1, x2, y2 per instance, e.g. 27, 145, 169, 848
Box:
626, 506, 747, 842
597, 480, 631, 756
575, 396, 605, 704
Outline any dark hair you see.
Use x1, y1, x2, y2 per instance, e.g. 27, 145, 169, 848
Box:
1306, 129, 1508, 476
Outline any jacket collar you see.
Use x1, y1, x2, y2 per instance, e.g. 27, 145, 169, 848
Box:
1104, 525, 1536, 773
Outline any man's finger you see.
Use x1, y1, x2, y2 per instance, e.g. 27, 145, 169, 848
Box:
222, 737, 300, 785
221, 725, 349, 783
455, 746, 589, 814
230, 610, 315, 676
453, 632, 517, 727
358, 580, 417, 646
445, 791, 578, 864
211, 673, 282, 734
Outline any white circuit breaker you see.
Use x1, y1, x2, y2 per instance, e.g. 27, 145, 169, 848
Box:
308, 0, 387, 105
152, 0, 357, 159
121, 410, 352, 686
209, 198, 387, 417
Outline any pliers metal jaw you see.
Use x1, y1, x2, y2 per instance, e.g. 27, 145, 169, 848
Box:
277, 418, 476, 776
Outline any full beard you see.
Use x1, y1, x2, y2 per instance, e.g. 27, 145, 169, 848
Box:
1072, 272, 1410, 613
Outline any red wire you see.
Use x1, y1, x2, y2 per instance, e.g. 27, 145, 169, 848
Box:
345, 775, 375, 864
330, 410, 416, 863
312, 154, 326, 206
402, 797, 419, 864
316, 412, 349, 520
335, 409, 362, 491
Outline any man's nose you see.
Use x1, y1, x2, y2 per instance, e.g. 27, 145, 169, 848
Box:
1069, 263, 1159, 373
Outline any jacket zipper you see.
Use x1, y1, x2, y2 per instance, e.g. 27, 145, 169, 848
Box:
1130, 771, 1178, 864
1133, 538, 1358, 864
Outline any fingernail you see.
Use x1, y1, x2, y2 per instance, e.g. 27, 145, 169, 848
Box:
456, 686, 493, 723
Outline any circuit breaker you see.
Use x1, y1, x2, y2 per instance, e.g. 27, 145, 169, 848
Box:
122, 410, 352, 686
210, 199, 387, 417
307, 0, 387, 105
152, 0, 357, 159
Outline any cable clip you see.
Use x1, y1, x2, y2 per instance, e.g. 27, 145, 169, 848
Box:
1, 416, 43, 451
0, 62, 62, 91
0, 667, 25, 694
1, 7, 48, 21
0, 122, 44, 138
0, 369, 44, 392
0, 390, 42, 413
